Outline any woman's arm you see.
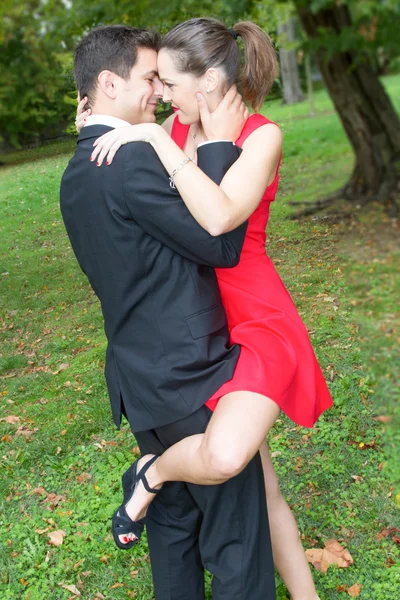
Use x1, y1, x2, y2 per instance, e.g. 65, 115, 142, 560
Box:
148, 123, 282, 235
91, 94, 281, 236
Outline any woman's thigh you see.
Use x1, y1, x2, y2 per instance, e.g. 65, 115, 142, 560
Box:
203, 391, 280, 467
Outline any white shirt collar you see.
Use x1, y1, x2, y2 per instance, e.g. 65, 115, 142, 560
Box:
84, 114, 131, 128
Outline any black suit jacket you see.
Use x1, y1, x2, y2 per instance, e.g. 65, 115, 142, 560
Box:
60, 125, 246, 432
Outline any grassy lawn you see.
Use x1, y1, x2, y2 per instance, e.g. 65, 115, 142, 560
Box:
0, 75, 399, 599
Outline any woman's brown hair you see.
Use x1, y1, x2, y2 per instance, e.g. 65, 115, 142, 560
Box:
161, 18, 278, 111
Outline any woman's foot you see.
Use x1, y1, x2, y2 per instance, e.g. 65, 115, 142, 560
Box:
117, 454, 162, 545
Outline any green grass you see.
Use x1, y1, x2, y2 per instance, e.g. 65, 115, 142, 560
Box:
0, 74, 399, 599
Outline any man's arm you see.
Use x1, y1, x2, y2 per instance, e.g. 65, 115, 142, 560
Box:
122, 142, 247, 268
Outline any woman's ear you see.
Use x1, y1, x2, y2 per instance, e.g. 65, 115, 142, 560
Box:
204, 67, 220, 93
97, 70, 118, 99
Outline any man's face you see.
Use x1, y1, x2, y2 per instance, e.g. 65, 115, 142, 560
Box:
115, 48, 163, 124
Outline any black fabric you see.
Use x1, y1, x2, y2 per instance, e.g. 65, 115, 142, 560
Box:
135, 406, 276, 600
60, 126, 247, 432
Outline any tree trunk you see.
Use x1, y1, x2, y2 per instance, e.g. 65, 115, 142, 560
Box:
294, 2, 400, 209
278, 18, 305, 105
305, 53, 315, 117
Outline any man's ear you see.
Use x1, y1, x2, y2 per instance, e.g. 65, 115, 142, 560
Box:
97, 70, 118, 99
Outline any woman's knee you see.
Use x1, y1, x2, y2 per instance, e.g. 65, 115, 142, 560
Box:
201, 439, 249, 481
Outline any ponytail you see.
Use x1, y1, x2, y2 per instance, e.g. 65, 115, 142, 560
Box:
233, 21, 278, 111
161, 18, 278, 112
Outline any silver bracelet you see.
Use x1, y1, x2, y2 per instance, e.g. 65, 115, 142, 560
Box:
169, 157, 193, 189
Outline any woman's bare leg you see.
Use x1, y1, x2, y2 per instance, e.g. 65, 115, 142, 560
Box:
259, 442, 320, 600
122, 391, 279, 528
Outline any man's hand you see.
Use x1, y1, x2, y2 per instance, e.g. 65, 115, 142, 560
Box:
196, 85, 249, 142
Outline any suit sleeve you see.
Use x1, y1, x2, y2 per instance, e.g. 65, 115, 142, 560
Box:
122, 141, 247, 268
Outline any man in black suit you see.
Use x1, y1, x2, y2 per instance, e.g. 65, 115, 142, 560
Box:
60, 25, 275, 600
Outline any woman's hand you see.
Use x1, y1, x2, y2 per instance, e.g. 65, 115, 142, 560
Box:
90, 123, 162, 166
75, 95, 91, 133
196, 85, 249, 142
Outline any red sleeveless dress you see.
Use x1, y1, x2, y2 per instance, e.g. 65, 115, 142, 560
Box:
171, 114, 333, 427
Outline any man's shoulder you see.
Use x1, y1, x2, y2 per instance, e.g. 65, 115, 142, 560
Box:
121, 141, 158, 162
119, 141, 164, 180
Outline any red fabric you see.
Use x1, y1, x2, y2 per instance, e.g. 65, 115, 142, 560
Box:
171, 114, 333, 427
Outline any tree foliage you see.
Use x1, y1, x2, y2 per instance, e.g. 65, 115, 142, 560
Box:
0, 1, 76, 148
1, 0, 400, 149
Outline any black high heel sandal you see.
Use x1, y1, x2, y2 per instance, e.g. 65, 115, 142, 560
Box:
112, 455, 160, 550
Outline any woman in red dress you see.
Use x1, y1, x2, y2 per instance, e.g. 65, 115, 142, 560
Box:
88, 18, 332, 599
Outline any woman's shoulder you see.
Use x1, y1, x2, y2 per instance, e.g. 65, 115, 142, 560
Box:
236, 113, 280, 146
161, 113, 176, 135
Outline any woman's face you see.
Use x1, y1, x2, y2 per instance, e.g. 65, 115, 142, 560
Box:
157, 49, 212, 125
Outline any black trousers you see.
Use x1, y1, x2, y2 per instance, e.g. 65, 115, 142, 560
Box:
133, 405, 276, 600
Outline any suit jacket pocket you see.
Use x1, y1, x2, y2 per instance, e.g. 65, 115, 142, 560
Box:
186, 303, 228, 339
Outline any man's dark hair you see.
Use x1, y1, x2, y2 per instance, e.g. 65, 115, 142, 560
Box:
74, 25, 161, 105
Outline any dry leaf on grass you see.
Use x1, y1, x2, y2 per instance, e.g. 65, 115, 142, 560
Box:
32, 487, 48, 496
35, 527, 50, 535
375, 527, 400, 541
0, 415, 21, 424
48, 530, 66, 546
348, 583, 361, 597
325, 539, 354, 565
58, 583, 81, 596
306, 539, 353, 574
374, 415, 392, 423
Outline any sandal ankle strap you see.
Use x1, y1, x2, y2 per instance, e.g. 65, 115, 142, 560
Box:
138, 455, 160, 494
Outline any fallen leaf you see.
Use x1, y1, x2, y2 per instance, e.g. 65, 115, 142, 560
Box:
1, 434, 12, 442
52, 363, 70, 375
348, 583, 361, 597
270, 451, 282, 458
32, 487, 48, 496
20, 578, 28, 586
110, 583, 124, 589
374, 415, 392, 423
306, 539, 353, 574
15, 425, 38, 437
348, 439, 378, 450
0, 415, 21, 424
325, 539, 354, 565
58, 583, 81, 596
130, 569, 139, 577
35, 527, 50, 535
375, 527, 400, 541
77, 472, 92, 483
56, 447, 62, 455
73, 559, 86, 569
42, 492, 67, 508
48, 530, 66, 546
95, 594, 105, 599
